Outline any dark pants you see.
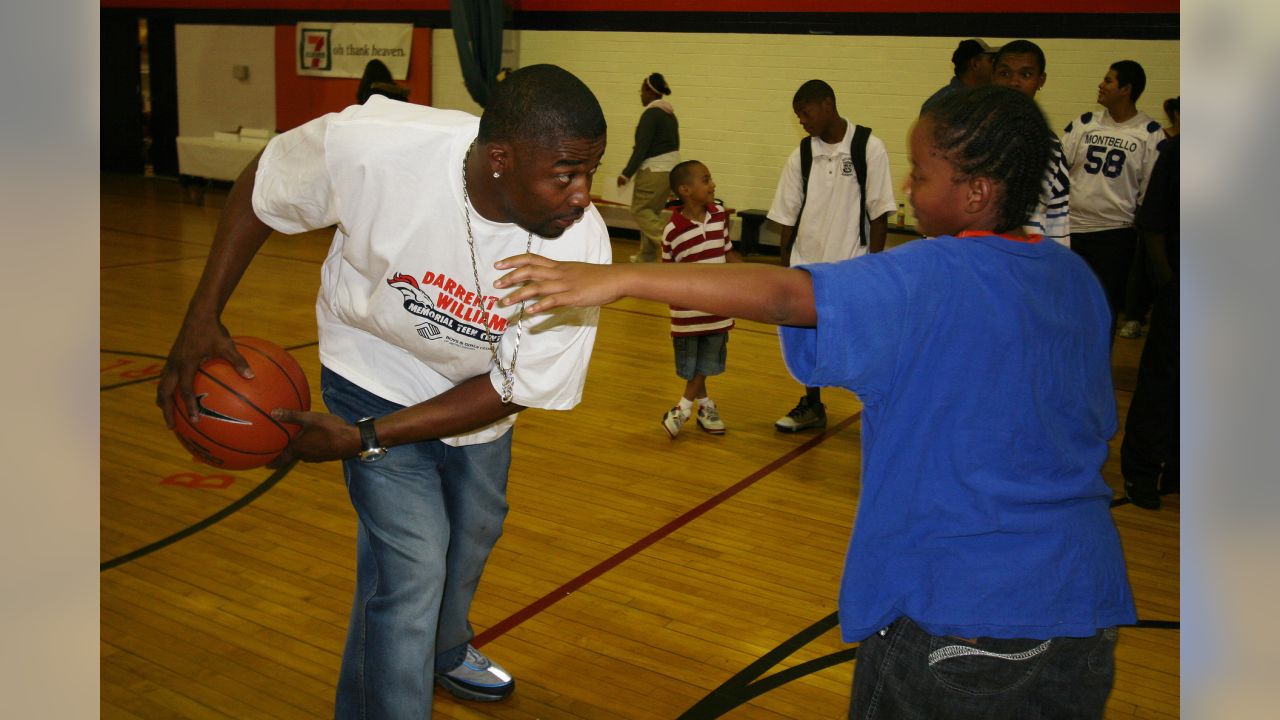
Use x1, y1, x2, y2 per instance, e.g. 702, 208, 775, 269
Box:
1123, 238, 1155, 325
1121, 278, 1180, 497
1072, 228, 1138, 337
849, 617, 1117, 720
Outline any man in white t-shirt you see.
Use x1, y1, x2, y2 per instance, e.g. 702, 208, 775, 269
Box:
766, 79, 896, 432
1062, 59, 1165, 337
157, 65, 610, 720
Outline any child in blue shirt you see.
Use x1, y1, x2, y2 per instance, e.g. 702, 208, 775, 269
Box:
495, 85, 1134, 719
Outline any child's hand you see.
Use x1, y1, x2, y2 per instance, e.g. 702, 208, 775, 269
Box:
494, 253, 623, 313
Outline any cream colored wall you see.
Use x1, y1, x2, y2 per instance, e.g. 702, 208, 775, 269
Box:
434, 30, 1179, 231
175, 25, 277, 138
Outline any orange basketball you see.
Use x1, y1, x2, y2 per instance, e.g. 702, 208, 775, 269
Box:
172, 337, 311, 470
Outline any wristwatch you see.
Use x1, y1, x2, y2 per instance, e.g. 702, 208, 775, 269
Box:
355, 416, 387, 463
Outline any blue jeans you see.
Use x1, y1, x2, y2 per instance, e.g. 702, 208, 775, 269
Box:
849, 617, 1117, 719
321, 368, 512, 720
672, 332, 728, 380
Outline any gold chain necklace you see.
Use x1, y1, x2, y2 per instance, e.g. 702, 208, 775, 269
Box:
462, 140, 530, 404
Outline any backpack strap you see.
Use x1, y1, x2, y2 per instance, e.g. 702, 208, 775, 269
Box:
794, 136, 813, 233
794, 125, 873, 245
851, 124, 871, 245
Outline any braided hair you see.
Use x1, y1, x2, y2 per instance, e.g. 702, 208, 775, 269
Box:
922, 85, 1051, 233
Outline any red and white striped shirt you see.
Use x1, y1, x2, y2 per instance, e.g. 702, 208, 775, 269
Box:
661, 203, 735, 337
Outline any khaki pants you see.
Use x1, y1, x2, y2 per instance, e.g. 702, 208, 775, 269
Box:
629, 168, 671, 261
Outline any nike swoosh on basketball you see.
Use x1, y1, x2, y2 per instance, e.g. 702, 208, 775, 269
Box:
194, 393, 252, 425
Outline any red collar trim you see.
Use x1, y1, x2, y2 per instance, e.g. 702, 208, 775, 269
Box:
670, 203, 720, 230
956, 230, 1043, 244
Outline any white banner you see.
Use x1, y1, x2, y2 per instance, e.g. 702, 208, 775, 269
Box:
296, 23, 412, 79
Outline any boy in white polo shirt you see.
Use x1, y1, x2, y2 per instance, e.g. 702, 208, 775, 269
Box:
766, 79, 896, 432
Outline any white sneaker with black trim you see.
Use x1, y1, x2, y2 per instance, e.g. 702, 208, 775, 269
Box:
434, 645, 514, 702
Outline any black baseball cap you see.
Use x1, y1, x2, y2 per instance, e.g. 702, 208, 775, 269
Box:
952, 38, 997, 68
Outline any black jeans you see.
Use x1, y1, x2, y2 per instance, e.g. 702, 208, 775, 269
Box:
1072, 228, 1138, 337
1121, 278, 1180, 497
849, 617, 1117, 719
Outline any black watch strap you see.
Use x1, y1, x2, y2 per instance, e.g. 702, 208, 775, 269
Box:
356, 416, 387, 462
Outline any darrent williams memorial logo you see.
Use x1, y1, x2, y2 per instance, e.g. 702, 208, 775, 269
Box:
387, 272, 509, 347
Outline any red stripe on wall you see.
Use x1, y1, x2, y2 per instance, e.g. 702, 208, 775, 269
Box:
103, 0, 1178, 14
104, 0, 449, 9
512, 0, 1179, 13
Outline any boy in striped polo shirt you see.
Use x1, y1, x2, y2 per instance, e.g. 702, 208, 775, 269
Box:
659, 160, 742, 437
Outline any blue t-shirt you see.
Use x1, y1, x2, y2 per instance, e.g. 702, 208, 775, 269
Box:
779, 234, 1136, 641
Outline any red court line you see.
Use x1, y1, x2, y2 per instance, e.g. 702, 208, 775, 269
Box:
473, 411, 861, 647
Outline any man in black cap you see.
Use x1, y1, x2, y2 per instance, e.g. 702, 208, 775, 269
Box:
920, 38, 996, 114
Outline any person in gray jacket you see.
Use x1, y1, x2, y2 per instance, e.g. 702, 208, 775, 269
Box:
617, 72, 680, 262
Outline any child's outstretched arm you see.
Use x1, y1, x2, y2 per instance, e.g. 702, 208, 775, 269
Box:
494, 254, 817, 327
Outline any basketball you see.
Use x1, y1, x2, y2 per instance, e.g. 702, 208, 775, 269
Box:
171, 337, 311, 470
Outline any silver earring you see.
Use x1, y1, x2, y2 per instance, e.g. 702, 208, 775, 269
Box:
493, 172, 501, 179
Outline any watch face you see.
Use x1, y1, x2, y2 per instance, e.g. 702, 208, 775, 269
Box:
358, 447, 387, 463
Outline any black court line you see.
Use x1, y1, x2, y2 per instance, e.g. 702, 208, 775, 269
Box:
679, 486, 1182, 718
679, 610, 852, 719
99, 343, 320, 568
103, 257, 223, 271
102, 184, 209, 208
684, 611, 1182, 717
100, 459, 297, 571
99, 343, 319, 392
102, 374, 167, 391
100, 226, 218, 246
101, 218, 331, 266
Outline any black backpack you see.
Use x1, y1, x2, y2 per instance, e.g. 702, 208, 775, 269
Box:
795, 124, 872, 246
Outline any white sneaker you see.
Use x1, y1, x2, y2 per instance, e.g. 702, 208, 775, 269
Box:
434, 645, 515, 702
662, 405, 691, 438
696, 400, 726, 434
1118, 320, 1143, 339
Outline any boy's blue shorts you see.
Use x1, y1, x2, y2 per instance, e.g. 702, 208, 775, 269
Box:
673, 332, 728, 380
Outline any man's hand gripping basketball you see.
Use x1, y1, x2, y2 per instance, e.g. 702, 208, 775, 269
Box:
156, 314, 252, 429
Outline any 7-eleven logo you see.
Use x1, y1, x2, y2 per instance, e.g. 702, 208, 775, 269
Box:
300, 28, 331, 70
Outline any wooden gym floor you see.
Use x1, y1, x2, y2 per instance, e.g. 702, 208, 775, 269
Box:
101, 174, 1179, 719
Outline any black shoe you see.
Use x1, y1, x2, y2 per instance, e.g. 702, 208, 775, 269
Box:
1124, 482, 1161, 511
775, 396, 826, 432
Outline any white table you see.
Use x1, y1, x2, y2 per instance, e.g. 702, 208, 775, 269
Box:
176, 135, 270, 182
